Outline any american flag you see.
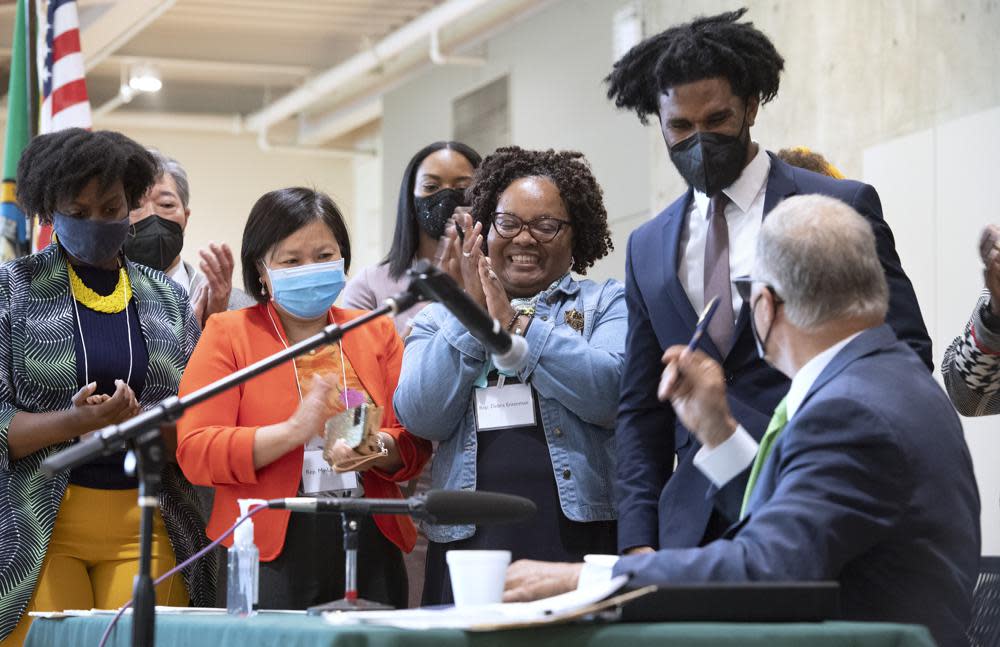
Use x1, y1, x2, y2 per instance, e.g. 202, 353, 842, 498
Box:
39, 0, 91, 132
35, 0, 92, 250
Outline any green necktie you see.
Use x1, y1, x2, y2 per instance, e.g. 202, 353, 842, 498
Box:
739, 397, 789, 519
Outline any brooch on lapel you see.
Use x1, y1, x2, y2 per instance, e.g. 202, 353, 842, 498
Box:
564, 308, 584, 333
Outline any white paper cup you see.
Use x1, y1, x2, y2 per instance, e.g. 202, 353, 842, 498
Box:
446, 550, 512, 607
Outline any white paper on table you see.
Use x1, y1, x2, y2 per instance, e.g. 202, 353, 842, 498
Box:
322, 575, 629, 630
32, 607, 308, 618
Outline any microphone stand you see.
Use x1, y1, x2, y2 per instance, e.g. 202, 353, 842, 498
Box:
305, 512, 394, 615
40, 295, 417, 647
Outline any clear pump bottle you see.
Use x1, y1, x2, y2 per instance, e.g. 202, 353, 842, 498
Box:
227, 498, 262, 617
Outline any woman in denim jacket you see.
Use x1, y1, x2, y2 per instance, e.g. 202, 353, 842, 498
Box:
394, 147, 624, 605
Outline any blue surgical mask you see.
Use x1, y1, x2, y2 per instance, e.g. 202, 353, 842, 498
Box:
266, 259, 346, 319
53, 211, 130, 266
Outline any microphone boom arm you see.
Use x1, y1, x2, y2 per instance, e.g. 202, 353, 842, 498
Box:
40, 292, 420, 478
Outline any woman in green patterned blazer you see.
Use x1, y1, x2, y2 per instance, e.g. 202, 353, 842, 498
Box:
0, 129, 215, 645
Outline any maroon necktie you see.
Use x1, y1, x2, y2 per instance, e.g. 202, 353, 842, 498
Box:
703, 194, 735, 355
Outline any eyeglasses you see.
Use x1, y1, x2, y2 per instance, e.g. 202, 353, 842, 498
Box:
732, 275, 784, 304
491, 212, 571, 243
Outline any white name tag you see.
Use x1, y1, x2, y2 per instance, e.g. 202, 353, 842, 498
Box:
302, 436, 358, 494
474, 383, 537, 431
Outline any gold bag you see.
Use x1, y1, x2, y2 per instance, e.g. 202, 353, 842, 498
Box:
323, 404, 386, 472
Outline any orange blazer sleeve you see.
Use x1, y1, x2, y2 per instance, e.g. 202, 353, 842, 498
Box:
370, 316, 431, 484
176, 314, 260, 487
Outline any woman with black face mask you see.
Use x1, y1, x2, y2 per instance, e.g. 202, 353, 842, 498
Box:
0, 129, 215, 645
341, 141, 480, 608
342, 141, 481, 336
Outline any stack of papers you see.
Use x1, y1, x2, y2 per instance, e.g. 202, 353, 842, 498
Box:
323, 575, 634, 630
30, 607, 306, 619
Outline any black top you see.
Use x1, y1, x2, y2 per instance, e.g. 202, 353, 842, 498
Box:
421, 372, 616, 605
68, 264, 149, 489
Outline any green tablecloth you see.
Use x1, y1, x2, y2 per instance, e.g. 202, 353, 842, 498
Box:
24, 612, 938, 647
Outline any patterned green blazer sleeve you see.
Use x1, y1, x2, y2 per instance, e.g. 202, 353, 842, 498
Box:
179, 285, 201, 360
0, 263, 15, 472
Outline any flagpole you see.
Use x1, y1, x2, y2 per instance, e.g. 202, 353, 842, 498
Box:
25, 0, 38, 140
23, 0, 37, 251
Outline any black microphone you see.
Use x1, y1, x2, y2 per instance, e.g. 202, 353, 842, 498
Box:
267, 489, 537, 525
406, 261, 529, 372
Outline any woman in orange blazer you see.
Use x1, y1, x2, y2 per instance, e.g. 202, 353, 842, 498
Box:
176, 187, 431, 610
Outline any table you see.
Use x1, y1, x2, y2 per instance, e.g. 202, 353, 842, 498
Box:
25, 612, 938, 647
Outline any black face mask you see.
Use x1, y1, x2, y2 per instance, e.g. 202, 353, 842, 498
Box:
123, 215, 184, 271
667, 111, 750, 197
413, 188, 466, 239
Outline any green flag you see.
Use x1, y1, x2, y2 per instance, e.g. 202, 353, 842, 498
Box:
1, 0, 31, 261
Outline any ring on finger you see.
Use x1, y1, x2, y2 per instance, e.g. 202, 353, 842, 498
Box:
462, 251, 472, 258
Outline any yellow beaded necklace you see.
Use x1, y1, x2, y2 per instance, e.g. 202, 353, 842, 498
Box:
67, 261, 132, 313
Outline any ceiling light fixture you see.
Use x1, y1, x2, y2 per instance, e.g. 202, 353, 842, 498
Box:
128, 63, 162, 94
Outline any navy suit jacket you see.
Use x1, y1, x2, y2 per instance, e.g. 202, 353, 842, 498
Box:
613, 325, 981, 647
616, 154, 933, 554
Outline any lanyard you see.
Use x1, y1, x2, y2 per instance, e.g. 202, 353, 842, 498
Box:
266, 307, 348, 401
70, 274, 134, 389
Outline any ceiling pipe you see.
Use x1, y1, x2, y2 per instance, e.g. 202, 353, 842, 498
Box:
256, 127, 376, 160
428, 28, 485, 66
297, 96, 383, 148
101, 55, 311, 82
92, 88, 133, 118
244, 0, 496, 133
289, 0, 555, 146
93, 110, 246, 134
92, 65, 136, 118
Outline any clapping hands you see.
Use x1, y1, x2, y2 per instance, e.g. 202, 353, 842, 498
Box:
980, 225, 1000, 317
435, 211, 516, 324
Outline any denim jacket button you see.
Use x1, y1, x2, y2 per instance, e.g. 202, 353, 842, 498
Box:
553, 427, 563, 437
540, 315, 548, 321
562, 469, 571, 480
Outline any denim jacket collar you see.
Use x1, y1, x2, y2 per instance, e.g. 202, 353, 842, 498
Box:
538, 272, 580, 305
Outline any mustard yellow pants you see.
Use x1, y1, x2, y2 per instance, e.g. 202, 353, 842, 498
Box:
3, 485, 188, 646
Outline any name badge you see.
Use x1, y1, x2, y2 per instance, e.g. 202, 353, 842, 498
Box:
474, 383, 537, 431
302, 436, 359, 494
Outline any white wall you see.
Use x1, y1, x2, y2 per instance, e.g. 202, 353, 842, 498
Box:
865, 106, 1000, 554
119, 128, 355, 285
380, 0, 652, 282
644, 0, 1000, 215
349, 150, 384, 273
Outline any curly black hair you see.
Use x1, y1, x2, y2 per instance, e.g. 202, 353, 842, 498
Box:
16, 128, 158, 224
605, 8, 785, 124
468, 146, 613, 275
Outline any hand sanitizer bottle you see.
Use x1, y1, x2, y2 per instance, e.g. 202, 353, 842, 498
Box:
227, 498, 262, 617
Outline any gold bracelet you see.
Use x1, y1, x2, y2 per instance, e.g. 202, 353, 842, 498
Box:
505, 312, 521, 331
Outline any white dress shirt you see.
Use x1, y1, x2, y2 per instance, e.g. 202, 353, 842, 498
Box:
677, 145, 770, 321
579, 331, 866, 588
167, 260, 191, 293
693, 331, 864, 487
